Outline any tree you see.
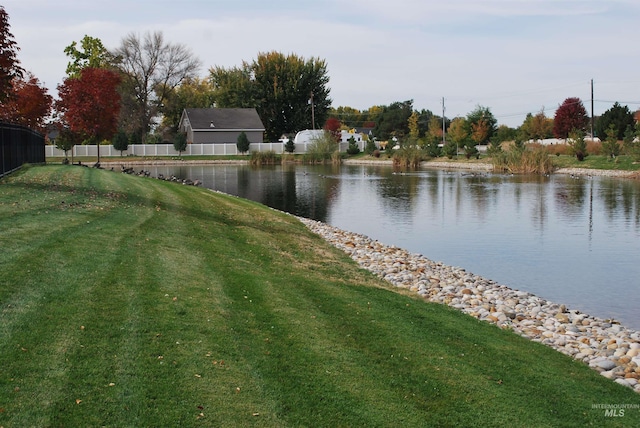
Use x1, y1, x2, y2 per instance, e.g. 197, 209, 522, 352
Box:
64, 35, 114, 78
466, 105, 497, 145
365, 138, 377, 155
56, 67, 122, 162
0, 6, 23, 102
447, 117, 468, 157
346, 136, 360, 155
209, 64, 256, 108
373, 100, 413, 141
464, 139, 479, 159
601, 125, 621, 159
112, 130, 129, 156
596, 102, 634, 141
236, 131, 250, 154
519, 110, 553, 141
408, 111, 420, 141
493, 125, 517, 143
114, 31, 201, 142
284, 138, 295, 153
173, 132, 187, 156
623, 123, 640, 161
211, 51, 331, 141
329, 106, 363, 128
442, 140, 457, 159
489, 125, 516, 154
323, 117, 341, 142
568, 128, 587, 161
622, 126, 637, 155
0, 72, 52, 132
426, 116, 443, 145
418, 109, 438, 138
471, 119, 489, 146
161, 77, 215, 134
55, 128, 78, 162
553, 97, 588, 139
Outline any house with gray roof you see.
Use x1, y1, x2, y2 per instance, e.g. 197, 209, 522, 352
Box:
179, 108, 265, 144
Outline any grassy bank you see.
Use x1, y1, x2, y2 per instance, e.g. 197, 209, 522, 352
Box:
1, 165, 638, 427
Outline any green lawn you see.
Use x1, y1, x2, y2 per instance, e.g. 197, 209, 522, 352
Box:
551, 154, 640, 171
1, 165, 638, 427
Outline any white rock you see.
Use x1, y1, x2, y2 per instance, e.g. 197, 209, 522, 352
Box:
615, 378, 631, 387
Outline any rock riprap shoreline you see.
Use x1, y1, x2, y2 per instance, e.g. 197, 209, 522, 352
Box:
299, 217, 640, 393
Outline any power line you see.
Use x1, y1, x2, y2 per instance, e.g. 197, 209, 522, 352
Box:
594, 99, 640, 105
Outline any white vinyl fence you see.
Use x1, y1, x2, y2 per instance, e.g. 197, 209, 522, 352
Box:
45, 141, 368, 158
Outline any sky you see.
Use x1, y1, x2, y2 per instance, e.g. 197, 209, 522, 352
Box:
3, 0, 640, 128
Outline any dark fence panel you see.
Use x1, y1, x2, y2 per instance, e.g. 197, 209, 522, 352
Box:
0, 122, 45, 176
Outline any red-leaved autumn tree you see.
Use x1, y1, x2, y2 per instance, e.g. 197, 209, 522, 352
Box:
553, 97, 589, 139
0, 72, 52, 132
323, 117, 341, 141
56, 67, 121, 161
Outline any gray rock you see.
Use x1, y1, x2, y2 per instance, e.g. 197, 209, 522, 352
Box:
595, 359, 617, 371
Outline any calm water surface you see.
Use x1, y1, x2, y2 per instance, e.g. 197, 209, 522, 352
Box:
150, 163, 640, 330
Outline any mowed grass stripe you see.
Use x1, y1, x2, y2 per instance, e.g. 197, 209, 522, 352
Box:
1, 165, 638, 427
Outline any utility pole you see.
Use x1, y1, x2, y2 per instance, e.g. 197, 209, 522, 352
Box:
442, 97, 446, 146
590, 79, 594, 140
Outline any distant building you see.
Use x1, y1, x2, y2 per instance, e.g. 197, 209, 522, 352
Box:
179, 108, 265, 144
293, 129, 326, 145
340, 129, 363, 143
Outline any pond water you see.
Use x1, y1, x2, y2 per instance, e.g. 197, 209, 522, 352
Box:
147, 163, 640, 331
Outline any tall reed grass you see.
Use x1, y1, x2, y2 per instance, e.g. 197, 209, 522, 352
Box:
250, 150, 278, 165
391, 146, 425, 168
302, 131, 340, 164
492, 146, 553, 174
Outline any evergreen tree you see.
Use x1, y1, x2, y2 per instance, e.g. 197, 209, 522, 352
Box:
568, 128, 587, 161
236, 131, 250, 154
601, 125, 621, 159
112, 130, 129, 156
346, 136, 360, 155
173, 132, 187, 156
596, 102, 634, 140
0, 6, 24, 102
